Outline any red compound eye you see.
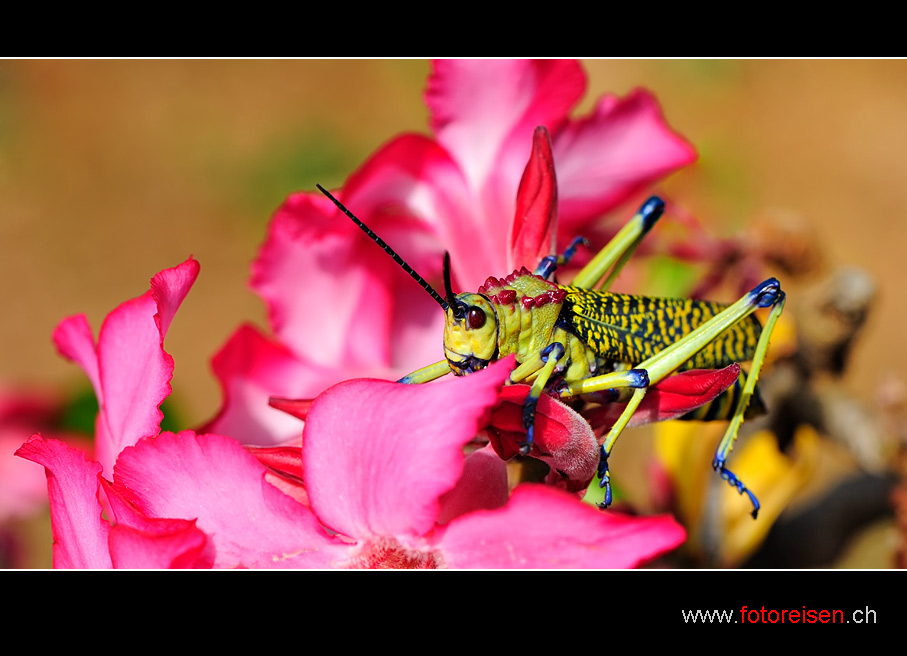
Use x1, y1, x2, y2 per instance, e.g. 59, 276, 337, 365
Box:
467, 307, 487, 329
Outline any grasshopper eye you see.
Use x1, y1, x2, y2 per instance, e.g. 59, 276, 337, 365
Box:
467, 307, 487, 329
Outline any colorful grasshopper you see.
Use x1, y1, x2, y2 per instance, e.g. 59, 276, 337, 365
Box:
316, 184, 785, 519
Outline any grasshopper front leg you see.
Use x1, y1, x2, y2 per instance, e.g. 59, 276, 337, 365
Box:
397, 360, 451, 384
512, 333, 650, 456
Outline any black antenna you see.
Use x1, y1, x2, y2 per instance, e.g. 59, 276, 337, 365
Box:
316, 184, 449, 311
443, 252, 465, 319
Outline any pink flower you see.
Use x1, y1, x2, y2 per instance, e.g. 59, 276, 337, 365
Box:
247, 127, 735, 492
2, 259, 194, 567
206, 59, 697, 445
18, 255, 684, 568
17, 359, 685, 568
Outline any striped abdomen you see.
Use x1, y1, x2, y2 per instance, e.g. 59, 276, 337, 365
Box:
561, 288, 763, 370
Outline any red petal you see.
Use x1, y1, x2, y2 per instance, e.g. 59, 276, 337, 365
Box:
245, 444, 304, 481
583, 364, 742, 432
487, 386, 599, 484
510, 126, 558, 270
268, 397, 315, 421
244, 444, 307, 506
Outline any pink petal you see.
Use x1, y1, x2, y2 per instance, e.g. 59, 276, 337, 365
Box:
435, 445, 509, 525
260, 471, 309, 507
251, 191, 394, 370
15, 436, 112, 569
102, 477, 213, 568
107, 521, 210, 569
487, 386, 599, 484
582, 364, 742, 432
204, 324, 335, 445
151, 256, 200, 337
93, 293, 165, 475
381, 272, 449, 373
252, 138, 454, 374
426, 60, 585, 285
342, 133, 469, 246
53, 315, 101, 399
104, 484, 212, 570
554, 89, 697, 236
436, 484, 685, 568
111, 431, 347, 568
303, 358, 513, 541
53, 258, 199, 478
509, 126, 558, 271
343, 133, 508, 301
340, 134, 478, 320
427, 60, 584, 203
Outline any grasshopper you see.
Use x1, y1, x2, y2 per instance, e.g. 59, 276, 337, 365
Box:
316, 184, 785, 519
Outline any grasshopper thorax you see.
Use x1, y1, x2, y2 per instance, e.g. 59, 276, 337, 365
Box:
443, 292, 499, 375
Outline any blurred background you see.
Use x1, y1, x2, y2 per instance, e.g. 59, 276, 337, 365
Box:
1, 59, 905, 568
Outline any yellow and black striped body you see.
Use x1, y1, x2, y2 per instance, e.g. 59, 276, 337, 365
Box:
446, 270, 766, 422
561, 287, 763, 372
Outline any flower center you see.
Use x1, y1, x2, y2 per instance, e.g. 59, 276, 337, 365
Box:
346, 537, 443, 569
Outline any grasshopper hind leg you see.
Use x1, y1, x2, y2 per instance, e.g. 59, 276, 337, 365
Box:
709, 286, 787, 519
560, 278, 785, 518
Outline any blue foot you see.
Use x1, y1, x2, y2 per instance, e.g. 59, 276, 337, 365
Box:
748, 278, 784, 309
534, 236, 589, 279
596, 444, 613, 509
639, 196, 666, 233
713, 457, 760, 519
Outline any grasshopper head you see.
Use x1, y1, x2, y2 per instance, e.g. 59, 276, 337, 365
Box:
443, 293, 498, 375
